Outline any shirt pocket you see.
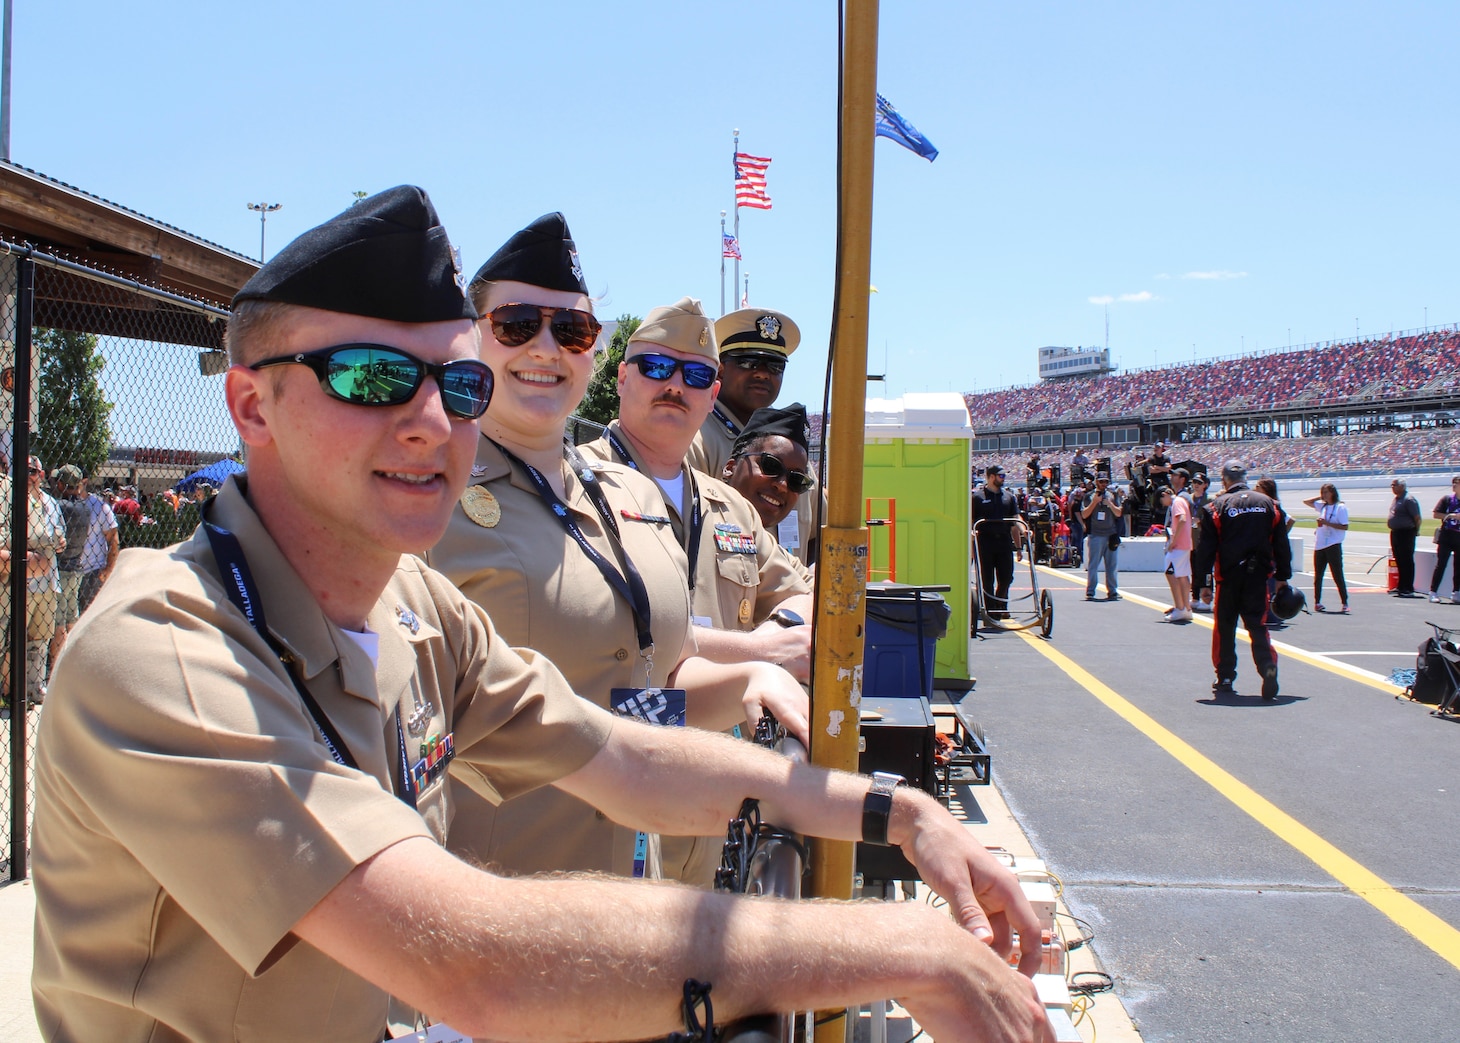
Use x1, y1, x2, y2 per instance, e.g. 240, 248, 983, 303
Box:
715, 553, 758, 590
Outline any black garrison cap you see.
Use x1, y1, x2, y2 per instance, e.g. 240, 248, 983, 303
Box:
733, 402, 810, 456
470, 212, 589, 295
232, 186, 475, 323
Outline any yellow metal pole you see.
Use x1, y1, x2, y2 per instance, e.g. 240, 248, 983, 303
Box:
810, 0, 878, 1039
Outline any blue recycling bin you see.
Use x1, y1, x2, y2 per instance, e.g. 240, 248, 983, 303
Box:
863, 583, 951, 700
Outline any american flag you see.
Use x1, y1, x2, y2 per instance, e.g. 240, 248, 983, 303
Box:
722, 232, 741, 259
734, 152, 773, 210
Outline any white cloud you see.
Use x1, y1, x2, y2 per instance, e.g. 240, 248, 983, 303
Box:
1182, 270, 1247, 280
1088, 291, 1155, 305
1088, 295, 1113, 305
1154, 273, 1171, 280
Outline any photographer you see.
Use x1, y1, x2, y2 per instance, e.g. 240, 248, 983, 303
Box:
1081, 474, 1123, 600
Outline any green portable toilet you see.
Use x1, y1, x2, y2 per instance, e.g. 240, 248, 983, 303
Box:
863, 392, 973, 681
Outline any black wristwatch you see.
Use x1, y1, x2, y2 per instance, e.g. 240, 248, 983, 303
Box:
769, 607, 805, 628
861, 771, 906, 847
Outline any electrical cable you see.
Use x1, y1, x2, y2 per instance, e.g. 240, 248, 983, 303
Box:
1069, 971, 1114, 996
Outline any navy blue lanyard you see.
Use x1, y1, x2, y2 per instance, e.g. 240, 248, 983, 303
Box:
201, 510, 416, 809
494, 440, 655, 654
710, 405, 741, 437
606, 428, 704, 593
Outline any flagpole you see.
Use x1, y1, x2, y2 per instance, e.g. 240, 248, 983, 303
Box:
742, 271, 749, 308
732, 128, 740, 315
719, 211, 727, 316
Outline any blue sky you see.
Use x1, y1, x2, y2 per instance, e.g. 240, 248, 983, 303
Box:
13, 1, 1460, 413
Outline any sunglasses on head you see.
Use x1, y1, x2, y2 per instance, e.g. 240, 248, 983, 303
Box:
739, 451, 815, 494
486, 303, 601, 353
626, 352, 718, 390
250, 344, 494, 420
726, 354, 786, 376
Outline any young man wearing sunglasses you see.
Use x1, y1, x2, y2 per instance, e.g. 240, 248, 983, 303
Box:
30, 188, 1048, 1043
685, 306, 823, 565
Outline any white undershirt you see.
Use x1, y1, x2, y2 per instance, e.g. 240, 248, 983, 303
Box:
654, 471, 685, 506
339, 627, 381, 667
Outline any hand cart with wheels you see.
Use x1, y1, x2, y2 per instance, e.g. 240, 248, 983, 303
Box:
970, 520, 1054, 639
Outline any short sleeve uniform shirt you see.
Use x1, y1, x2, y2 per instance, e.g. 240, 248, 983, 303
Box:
30, 477, 612, 1043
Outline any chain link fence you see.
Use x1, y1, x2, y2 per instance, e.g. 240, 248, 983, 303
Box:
3, 246, 232, 879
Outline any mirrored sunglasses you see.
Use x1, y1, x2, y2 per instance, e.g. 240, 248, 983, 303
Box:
740, 451, 814, 494
726, 354, 786, 376
626, 352, 718, 390
250, 344, 494, 420
487, 303, 601, 352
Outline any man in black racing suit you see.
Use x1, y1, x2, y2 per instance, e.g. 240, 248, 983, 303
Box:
1192, 459, 1293, 700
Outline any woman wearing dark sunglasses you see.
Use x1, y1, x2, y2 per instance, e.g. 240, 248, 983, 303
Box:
427, 215, 807, 886
722, 404, 815, 534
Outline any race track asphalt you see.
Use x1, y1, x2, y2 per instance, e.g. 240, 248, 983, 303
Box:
959, 549, 1460, 1043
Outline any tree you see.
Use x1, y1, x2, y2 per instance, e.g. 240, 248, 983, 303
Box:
576, 314, 640, 427
34, 328, 114, 476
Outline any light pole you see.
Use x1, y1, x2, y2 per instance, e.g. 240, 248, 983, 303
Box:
247, 202, 282, 262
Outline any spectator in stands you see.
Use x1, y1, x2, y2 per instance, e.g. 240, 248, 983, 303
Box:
1303, 483, 1350, 614
1388, 477, 1423, 597
1081, 474, 1123, 600
1429, 476, 1460, 604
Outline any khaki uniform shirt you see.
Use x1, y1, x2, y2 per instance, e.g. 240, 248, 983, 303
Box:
30, 477, 612, 1043
585, 423, 811, 884
586, 420, 810, 630
686, 405, 822, 567
426, 436, 692, 880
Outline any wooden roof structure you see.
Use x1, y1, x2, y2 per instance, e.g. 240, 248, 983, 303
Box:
0, 162, 259, 347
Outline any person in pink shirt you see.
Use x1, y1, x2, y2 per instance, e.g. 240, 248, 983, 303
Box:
1161, 485, 1194, 622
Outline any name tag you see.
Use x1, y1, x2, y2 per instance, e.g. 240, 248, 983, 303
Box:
1097, 511, 1106, 521
691, 614, 712, 627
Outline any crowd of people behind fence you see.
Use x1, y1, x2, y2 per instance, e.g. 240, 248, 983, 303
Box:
964, 328, 1460, 431
0, 460, 218, 717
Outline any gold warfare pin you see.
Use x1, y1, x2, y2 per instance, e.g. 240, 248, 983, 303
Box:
461, 486, 501, 528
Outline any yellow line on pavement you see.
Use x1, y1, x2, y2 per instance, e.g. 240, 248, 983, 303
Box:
1016, 630, 1460, 971
1034, 564, 1404, 694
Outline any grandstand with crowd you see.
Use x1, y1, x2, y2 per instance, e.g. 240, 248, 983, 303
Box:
959, 326, 1460, 480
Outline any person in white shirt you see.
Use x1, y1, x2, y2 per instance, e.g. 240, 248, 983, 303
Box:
1303, 483, 1350, 614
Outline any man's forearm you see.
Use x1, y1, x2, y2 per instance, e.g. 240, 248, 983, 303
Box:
295, 837, 1043, 1042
